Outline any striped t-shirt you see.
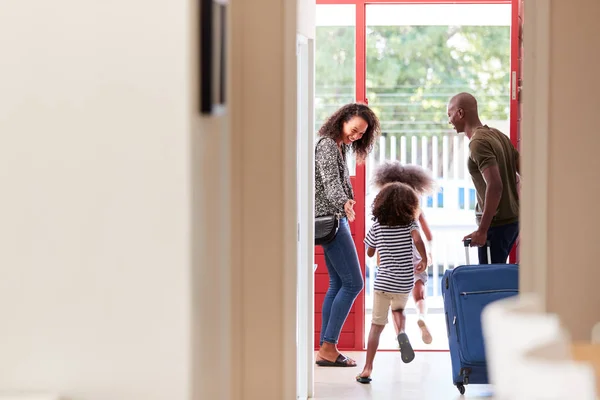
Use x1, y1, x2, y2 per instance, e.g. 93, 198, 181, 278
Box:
364, 220, 419, 294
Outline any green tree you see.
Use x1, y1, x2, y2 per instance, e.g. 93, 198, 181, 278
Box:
315, 25, 511, 135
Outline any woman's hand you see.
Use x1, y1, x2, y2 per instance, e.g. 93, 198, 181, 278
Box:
344, 200, 356, 222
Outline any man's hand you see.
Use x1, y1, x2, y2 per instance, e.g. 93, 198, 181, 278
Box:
463, 229, 487, 247
344, 200, 356, 222
415, 260, 427, 274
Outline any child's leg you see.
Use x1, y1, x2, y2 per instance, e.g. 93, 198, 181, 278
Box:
413, 275, 432, 344
391, 290, 408, 336
358, 291, 388, 380
391, 284, 412, 335
391, 308, 406, 333
413, 276, 427, 318
392, 310, 402, 336
359, 323, 385, 380
391, 294, 415, 363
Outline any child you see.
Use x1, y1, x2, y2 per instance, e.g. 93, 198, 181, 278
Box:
357, 182, 428, 384
372, 161, 437, 345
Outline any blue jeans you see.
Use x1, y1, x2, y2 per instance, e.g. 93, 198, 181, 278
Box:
478, 222, 519, 264
320, 218, 364, 345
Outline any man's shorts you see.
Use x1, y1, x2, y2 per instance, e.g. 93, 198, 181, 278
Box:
372, 290, 409, 325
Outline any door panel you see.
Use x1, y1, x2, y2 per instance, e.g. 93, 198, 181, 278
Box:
509, 0, 523, 263
314, 3, 363, 350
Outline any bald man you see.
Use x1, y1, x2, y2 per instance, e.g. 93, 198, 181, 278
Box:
447, 93, 520, 264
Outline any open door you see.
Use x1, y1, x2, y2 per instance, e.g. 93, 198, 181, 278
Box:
314, 3, 366, 351
509, 0, 523, 263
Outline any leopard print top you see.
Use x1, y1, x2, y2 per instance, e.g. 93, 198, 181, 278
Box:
315, 137, 354, 218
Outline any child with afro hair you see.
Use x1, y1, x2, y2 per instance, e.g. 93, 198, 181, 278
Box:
357, 182, 428, 384
371, 161, 437, 346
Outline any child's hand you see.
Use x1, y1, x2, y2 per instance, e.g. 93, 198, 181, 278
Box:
427, 252, 433, 267
415, 260, 427, 274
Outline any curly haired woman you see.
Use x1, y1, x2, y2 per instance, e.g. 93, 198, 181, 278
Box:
314, 103, 380, 368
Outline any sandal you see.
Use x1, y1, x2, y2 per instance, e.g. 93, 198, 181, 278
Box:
397, 332, 415, 363
315, 354, 357, 367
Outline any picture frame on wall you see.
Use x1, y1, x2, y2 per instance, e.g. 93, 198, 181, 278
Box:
200, 0, 228, 115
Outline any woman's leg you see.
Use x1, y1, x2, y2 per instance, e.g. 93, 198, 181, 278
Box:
319, 219, 364, 360
319, 250, 342, 346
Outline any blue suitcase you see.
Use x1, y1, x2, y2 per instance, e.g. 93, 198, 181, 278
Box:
441, 240, 519, 395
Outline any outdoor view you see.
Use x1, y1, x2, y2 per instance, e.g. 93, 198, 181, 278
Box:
315, 4, 511, 350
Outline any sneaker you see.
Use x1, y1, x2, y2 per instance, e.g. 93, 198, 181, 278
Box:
397, 332, 415, 363
418, 319, 433, 344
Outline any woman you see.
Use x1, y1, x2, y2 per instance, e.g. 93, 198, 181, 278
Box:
315, 103, 380, 367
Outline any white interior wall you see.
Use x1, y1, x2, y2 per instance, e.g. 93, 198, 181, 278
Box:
0, 1, 192, 399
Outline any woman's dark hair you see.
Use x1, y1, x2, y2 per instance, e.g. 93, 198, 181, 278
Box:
372, 161, 437, 196
371, 182, 420, 226
317, 103, 381, 162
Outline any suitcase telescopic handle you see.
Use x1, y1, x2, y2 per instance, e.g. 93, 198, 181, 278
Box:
462, 239, 492, 264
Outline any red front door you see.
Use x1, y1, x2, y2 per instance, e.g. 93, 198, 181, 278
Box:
314, 1, 367, 352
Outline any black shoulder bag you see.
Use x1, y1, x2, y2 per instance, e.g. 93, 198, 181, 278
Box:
315, 213, 340, 246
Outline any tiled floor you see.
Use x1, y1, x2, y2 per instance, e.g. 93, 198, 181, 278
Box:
314, 351, 494, 400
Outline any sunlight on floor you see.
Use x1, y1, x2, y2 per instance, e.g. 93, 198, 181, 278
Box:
314, 351, 494, 400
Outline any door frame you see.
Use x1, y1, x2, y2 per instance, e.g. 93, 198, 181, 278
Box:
509, 0, 522, 264
315, 0, 518, 350
296, 33, 315, 399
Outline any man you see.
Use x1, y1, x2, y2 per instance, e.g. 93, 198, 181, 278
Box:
447, 92, 520, 264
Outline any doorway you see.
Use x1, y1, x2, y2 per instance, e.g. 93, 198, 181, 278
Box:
314, 0, 519, 352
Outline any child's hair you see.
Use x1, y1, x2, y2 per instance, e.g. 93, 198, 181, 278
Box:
371, 182, 420, 226
372, 161, 436, 196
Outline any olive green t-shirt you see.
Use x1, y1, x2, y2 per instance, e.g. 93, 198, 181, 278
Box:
467, 125, 520, 227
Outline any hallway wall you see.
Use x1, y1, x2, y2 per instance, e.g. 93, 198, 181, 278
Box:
521, 0, 600, 340
0, 0, 304, 398
0, 1, 192, 398
544, 0, 600, 340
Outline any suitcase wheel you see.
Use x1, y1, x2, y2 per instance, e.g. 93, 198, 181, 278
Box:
456, 383, 465, 395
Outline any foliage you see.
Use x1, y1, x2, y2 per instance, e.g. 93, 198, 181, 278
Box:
315, 24, 511, 138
